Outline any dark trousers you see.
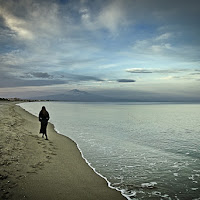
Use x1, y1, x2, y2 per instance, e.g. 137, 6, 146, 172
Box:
40, 119, 48, 135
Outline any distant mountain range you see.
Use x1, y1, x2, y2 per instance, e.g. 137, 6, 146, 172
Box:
33, 89, 120, 102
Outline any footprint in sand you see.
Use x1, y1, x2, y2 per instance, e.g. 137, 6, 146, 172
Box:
0, 174, 8, 180
27, 171, 37, 174
16, 175, 25, 180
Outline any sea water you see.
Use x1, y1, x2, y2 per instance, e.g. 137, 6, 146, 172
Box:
19, 102, 200, 200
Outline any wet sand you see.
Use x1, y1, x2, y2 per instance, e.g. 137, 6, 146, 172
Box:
0, 101, 126, 200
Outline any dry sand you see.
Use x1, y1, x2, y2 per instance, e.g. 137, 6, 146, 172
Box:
0, 101, 126, 200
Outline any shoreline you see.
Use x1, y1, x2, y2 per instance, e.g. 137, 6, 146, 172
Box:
19, 103, 129, 199
53, 127, 129, 199
0, 101, 126, 200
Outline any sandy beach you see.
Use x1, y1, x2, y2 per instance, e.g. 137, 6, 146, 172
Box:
0, 101, 126, 200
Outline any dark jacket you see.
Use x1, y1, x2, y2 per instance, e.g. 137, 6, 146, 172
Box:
39, 111, 49, 122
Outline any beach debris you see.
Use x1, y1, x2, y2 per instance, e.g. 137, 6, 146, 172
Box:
141, 182, 157, 189
191, 188, 198, 191
152, 191, 161, 196
126, 191, 137, 197
173, 173, 178, 177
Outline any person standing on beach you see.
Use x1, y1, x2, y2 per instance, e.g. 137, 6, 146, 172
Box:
39, 106, 50, 140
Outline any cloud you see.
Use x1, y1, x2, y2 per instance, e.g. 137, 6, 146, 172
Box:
77, 0, 131, 34
126, 68, 179, 82
27, 71, 104, 82
117, 79, 136, 83
0, 0, 61, 40
131, 38, 174, 57
0, 0, 200, 100
155, 33, 172, 41
31, 72, 51, 78
158, 76, 173, 80
0, 67, 104, 88
97, 0, 129, 33
126, 68, 190, 74
21, 72, 52, 79
126, 68, 200, 82
126, 68, 153, 73
0, 0, 105, 84
63, 73, 104, 82
190, 73, 200, 75
0, 71, 65, 88
0, 7, 33, 40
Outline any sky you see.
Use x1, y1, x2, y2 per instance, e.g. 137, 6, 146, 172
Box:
0, 0, 200, 101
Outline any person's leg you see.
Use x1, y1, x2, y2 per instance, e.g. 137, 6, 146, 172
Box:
44, 124, 48, 140
40, 121, 45, 137
45, 133, 48, 140
41, 120, 48, 139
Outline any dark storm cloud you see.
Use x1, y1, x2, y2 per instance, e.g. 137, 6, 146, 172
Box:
31, 72, 51, 78
2, 70, 104, 87
0, 72, 65, 88
117, 79, 136, 83
69, 74, 103, 82
22, 72, 52, 79
54, 73, 104, 82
